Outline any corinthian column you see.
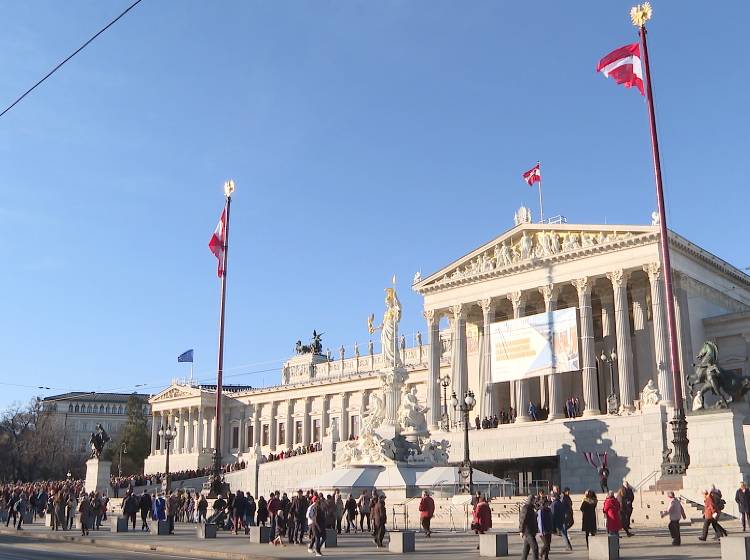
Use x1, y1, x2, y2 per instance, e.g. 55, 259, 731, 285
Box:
450, 304, 468, 426
645, 262, 674, 406
151, 412, 158, 454
540, 285, 564, 419
285, 400, 294, 451
509, 291, 532, 423
478, 298, 495, 419
187, 407, 194, 452
573, 277, 600, 416
608, 269, 636, 411
424, 309, 442, 430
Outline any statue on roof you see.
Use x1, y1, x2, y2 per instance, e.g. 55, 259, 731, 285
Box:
514, 206, 532, 226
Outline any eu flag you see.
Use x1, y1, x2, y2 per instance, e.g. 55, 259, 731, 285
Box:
177, 349, 194, 363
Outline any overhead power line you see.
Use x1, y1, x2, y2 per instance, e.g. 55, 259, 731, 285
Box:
0, 0, 144, 120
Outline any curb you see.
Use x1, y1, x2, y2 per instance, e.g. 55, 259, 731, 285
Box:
0, 527, 279, 560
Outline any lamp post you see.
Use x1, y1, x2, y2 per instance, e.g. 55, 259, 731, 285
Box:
158, 425, 176, 493
117, 442, 128, 478
451, 389, 476, 494
600, 351, 619, 415
440, 375, 451, 432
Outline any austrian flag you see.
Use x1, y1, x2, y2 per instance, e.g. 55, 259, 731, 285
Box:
522, 164, 541, 187
208, 208, 227, 277
597, 43, 645, 96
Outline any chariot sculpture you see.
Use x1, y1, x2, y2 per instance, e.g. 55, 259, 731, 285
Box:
688, 340, 750, 410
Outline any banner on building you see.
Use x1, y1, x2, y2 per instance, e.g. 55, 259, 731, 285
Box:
489, 307, 579, 383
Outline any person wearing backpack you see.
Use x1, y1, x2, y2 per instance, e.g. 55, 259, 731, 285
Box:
78, 493, 91, 536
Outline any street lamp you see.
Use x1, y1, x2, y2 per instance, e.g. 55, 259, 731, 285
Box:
118, 442, 128, 478
440, 375, 451, 432
451, 389, 476, 494
600, 350, 619, 415
158, 425, 176, 493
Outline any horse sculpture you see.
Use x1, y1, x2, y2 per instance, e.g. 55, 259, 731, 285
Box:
295, 330, 324, 355
89, 423, 111, 459
688, 340, 750, 410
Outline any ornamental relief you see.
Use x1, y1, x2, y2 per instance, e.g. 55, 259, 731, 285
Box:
433, 229, 639, 288
152, 387, 195, 402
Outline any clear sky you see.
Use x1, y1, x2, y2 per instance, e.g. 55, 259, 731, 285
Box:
1, 1, 747, 408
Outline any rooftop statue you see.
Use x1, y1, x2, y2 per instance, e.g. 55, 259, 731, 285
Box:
688, 340, 750, 410
295, 330, 324, 355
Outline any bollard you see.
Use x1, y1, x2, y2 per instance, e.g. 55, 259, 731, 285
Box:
111, 516, 129, 533
721, 535, 750, 559
324, 528, 338, 548
248, 525, 272, 544
388, 530, 416, 553
197, 523, 217, 539
588, 534, 619, 560
157, 520, 171, 535
479, 533, 509, 557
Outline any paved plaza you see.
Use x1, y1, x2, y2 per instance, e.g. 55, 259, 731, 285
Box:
0, 518, 738, 560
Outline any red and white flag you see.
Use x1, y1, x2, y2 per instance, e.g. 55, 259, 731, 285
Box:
208, 208, 227, 278
522, 163, 541, 187
596, 43, 644, 96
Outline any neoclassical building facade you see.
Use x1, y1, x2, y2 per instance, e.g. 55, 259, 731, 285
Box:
144, 214, 750, 499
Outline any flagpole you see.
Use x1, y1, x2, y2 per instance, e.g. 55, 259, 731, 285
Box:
633, 4, 689, 475
537, 161, 544, 223
211, 180, 234, 496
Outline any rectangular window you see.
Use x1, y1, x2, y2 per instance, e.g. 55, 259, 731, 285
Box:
278, 422, 286, 446
350, 415, 360, 437
262, 424, 269, 446
295, 421, 303, 444
231, 426, 239, 449
313, 419, 321, 443
247, 425, 254, 448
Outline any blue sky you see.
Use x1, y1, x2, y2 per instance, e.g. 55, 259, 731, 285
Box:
0, 1, 747, 408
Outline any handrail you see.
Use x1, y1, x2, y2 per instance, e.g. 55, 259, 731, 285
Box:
635, 469, 660, 509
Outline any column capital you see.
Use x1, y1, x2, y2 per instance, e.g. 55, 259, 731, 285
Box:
607, 269, 630, 290
450, 303, 466, 319
507, 291, 524, 313
423, 308, 438, 323
644, 262, 662, 283
538, 284, 558, 306
572, 277, 591, 297
478, 298, 494, 316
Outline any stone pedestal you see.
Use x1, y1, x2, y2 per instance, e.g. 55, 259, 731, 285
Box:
111, 516, 129, 532
197, 523, 217, 539
157, 520, 171, 535
44, 514, 53, 527
22, 512, 33, 524
588, 534, 619, 560
479, 533, 508, 557
388, 530, 415, 553
324, 528, 338, 547
249, 525, 272, 544
85, 458, 112, 495
722, 535, 750, 559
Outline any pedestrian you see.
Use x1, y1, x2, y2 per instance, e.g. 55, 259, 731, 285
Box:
166, 491, 179, 534
256, 495, 269, 526
268, 491, 280, 536
344, 493, 357, 533
518, 495, 539, 560
619, 482, 634, 537
550, 492, 572, 550
357, 490, 371, 533
699, 489, 727, 541
736, 482, 750, 531
196, 494, 208, 524
598, 464, 610, 493
602, 491, 621, 536
13, 492, 29, 530
528, 401, 538, 421
78, 493, 90, 536
291, 490, 307, 543
335, 492, 344, 534
139, 491, 152, 532
418, 490, 435, 537
536, 497, 552, 560
579, 490, 598, 548
372, 495, 387, 548
660, 491, 686, 546
232, 490, 247, 535
309, 495, 325, 556
123, 490, 139, 530
562, 487, 574, 531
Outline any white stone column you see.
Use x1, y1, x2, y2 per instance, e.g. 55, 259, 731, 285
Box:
253, 405, 261, 447
645, 262, 674, 406
478, 298, 495, 419
425, 309, 442, 430
540, 285, 564, 420
673, 272, 694, 401
509, 291, 532, 422
208, 412, 216, 451
450, 304, 468, 425
151, 412, 159, 454
178, 409, 186, 453
238, 414, 245, 452
269, 402, 278, 451
631, 284, 652, 395
608, 269, 636, 411
285, 400, 294, 451
322, 395, 330, 437
573, 277, 601, 416
341, 393, 350, 440
303, 397, 312, 445
197, 408, 204, 452
600, 293, 616, 401
187, 408, 194, 452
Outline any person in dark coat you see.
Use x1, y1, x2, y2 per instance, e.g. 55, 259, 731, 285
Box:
256, 496, 269, 527
580, 490, 598, 548
344, 494, 358, 533
620, 482, 635, 536
372, 495, 387, 548
736, 482, 750, 531
122, 491, 139, 530
518, 495, 539, 560
537, 497, 553, 560
232, 490, 248, 535
139, 491, 152, 532
562, 487, 574, 529
550, 492, 572, 550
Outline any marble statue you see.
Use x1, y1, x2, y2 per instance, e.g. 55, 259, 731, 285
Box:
89, 423, 110, 459
354, 341, 360, 358
326, 348, 332, 360
651, 211, 661, 226
368, 340, 374, 356
519, 232, 533, 260
688, 340, 750, 410
413, 271, 422, 284
415, 331, 422, 347
597, 231, 606, 244
549, 232, 560, 254
296, 330, 323, 355
406, 439, 451, 465
641, 379, 660, 407
582, 233, 596, 247
514, 206, 532, 226
500, 241, 512, 266
339, 345, 345, 361
398, 387, 429, 433
368, 285, 402, 368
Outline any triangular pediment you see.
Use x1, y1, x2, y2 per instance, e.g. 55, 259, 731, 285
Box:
150, 384, 203, 403
413, 222, 658, 294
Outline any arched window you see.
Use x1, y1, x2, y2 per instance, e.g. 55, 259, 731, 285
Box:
105, 406, 110, 414
74, 404, 79, 413
118, 406, 123, 415
98, 405, 104, 414
87, 405, 92, 413
68, 404, 74, 413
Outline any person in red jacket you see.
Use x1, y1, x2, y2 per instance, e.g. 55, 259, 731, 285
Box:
472, 495, 492, 534
602, 491, 622, 535
418, 491, 435, 537
699, 489, 728, 541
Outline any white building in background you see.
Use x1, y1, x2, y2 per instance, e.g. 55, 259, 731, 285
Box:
144, 210, 750, 510
43, 392, 151, 454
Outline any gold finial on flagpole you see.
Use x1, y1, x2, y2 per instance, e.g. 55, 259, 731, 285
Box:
630, 2, 652, 27
224, 179, 235, 198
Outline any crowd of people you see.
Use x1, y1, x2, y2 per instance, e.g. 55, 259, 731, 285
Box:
260, 442, 322, 463
473, 396, 584, 429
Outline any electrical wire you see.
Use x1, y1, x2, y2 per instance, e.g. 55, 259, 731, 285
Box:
0, 0, 144, 120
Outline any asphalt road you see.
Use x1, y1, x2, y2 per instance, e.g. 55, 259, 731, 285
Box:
0, 535, 193, 560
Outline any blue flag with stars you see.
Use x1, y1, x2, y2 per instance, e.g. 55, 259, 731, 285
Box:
177, 349, 194, 363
